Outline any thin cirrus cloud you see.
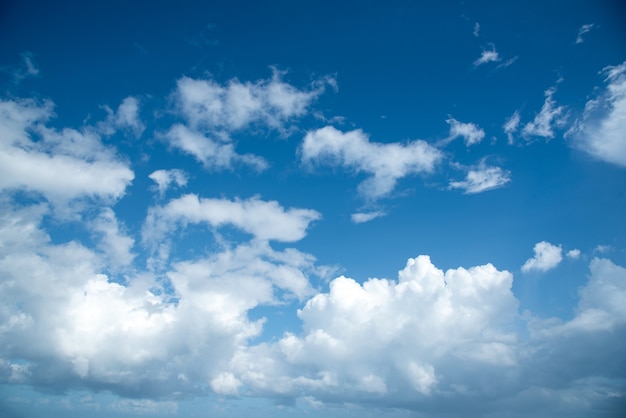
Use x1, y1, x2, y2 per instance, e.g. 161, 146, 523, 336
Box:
521, 84, 568, 140
575, 23, 595, 44
300, 126, 442, 200
351, 210, 386, 224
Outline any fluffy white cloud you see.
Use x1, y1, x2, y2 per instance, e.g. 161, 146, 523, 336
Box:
0, 98, 134, 205
503, 110, 521, 144
576, 23, 595, 44
142, 193, 321, 246
522, 85, 567, 139
301, 126, 442, 199
148, 169, 188, 197
175, 69, 332, 132
445, 117, 485, 146
99, 96, 145, 137
570, 62, 626, 167
90, 208, 136, 271
449, 162, 511, 194
350, 210, 386, 224
522, 241, 563, 272
566, 249, 581, 259
474, 46, 500, 66
164, 124, 267, 171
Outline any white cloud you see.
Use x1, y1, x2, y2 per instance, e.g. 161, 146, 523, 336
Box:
109, 399, 178, 415
473, 22, 480, 37
142, 193, 321, 245
90, 208, 136, 271
474, 45, 500, 66
164, 123, 268, 171
449, 162, 511, 194
444, 117, 485, 146
99, 96, 145, 138
576, 23, 595, 44
503, 110, 521, 144
148, 169, 188, 197
522, 85, 567, 139
570, 61, 626, 167
300, 126, 442, 199
175, 69, 333, 133
566, 249, 581, 259
522, 241, 563, 272
350, 211, 386, 224
0, 98, 134, 206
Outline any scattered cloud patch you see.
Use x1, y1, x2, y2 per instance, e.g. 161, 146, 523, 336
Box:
473, 22, 480, 37
566, 249, 581, 259
576, 23, 595, 44
99, 97, 145, 138
149, 169, 188, 197
474, 45, 500, 66
522, 84, 567, 139
301, 126, 442, 200
522, 241, 563, 272
351, 211, 386, 224
444, 117, 485, 146
503, 110, 521, 144
449, 161, 511, 194
569, 61, 626, 167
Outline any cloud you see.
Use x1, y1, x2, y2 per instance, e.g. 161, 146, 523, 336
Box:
444, 117, 485, 146
99, 96, 145, 138
474, 45, 500, 66
174, 69, 333, 133
350, 211, 386, 224
566, 249, 581, 259
576, 23, 595, 44
90, 208, 136, 271
0, 98, 134, 206
569, 61, 626, 167
300, 126, 442, 200
522, 241, 563, 272
142, 193, 321, 246
522, 84, 567, 139
449, 162, 511, 194
148, 169, 188, 197
503, 110, 521, 144
164, 124, 268, 171
473, 22, 480, 37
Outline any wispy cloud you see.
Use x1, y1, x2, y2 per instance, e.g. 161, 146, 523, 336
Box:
449, 161, 511, 194
474, 45, 500, 66
576, 23, 595, 44
522, 83, 567, 139
149, 169, 188, 197
351, 210, 386, 224
443, 117, 485, 146
503, 110, 521, 144
473, 22, 480, 37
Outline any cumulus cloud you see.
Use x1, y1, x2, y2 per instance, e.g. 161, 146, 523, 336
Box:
569, 61, 626, 167
474, 45, 500, 66
350, 210, 386, 224
576, 23, 595, 44
566, 249, 581, 259
142, 193, 321, 246
174, 69, 332, 133
99, 96, 145, 137
0, 98, 134, 206
164, 124, 267, 171
522, 84, 568, 139
300, 126, 442, 200
148, 169, 188, 197
522, 241, 563, 272
444, 117, 485, 146
449, 162, 511, 194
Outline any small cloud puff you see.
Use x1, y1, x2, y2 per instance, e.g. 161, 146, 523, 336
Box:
351, 211, 386, 224
576, 23, 595, 44
522, 241, 563, 272
449, 161, 511, 194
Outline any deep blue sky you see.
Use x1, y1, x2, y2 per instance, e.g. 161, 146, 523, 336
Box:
1, 1, 625, 417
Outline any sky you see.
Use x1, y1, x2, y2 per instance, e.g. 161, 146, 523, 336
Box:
0, 0, 625, 417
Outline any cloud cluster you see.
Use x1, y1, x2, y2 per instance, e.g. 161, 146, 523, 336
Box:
165, 70, 334, 171
301, 126, 442, 199
0, 98, 134, 207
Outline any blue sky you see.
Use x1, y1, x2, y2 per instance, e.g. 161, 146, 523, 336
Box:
1, 0, 625, 417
